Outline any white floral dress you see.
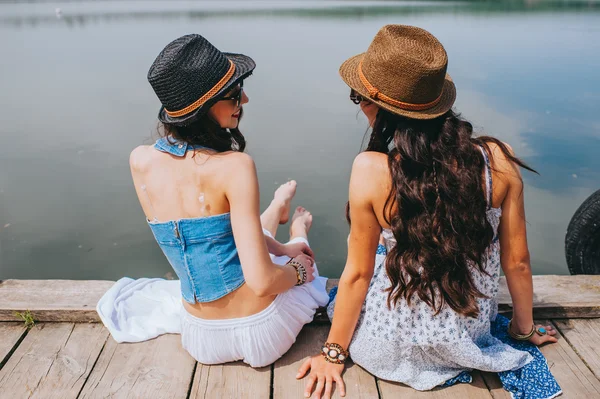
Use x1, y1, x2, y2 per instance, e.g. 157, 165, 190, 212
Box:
328, 147, 532, 391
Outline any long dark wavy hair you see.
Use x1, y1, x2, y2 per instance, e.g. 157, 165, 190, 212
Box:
350, 108, 535, 318
159, 108, 246, 153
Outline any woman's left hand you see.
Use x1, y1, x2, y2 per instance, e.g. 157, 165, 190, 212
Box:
297, 354, 346, 398
284, 241, 314, 259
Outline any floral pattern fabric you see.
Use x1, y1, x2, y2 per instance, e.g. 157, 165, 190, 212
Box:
326, 148, 561, 397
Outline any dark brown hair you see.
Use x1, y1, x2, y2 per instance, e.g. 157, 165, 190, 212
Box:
353, 108, 535, 318
159, 108, 246, 153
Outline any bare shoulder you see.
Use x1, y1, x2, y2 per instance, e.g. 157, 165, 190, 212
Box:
129, 145, 154, 172
221, 151, 255, 168
350, 151, 390, 195
217, 151, 257, 184
216, 151, 256, 178
486, 140, 522, 180
352, 151, 388, 175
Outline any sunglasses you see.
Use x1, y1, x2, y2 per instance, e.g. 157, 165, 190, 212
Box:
350, 89, 366, 105
220, 82, 244, 107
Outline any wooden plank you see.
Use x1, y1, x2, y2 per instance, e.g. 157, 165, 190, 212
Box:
0, 323, 74, 397
79, 333, 196, 399
30, 323, 108, 399
497, 275, 600, 318
537, 319, 600, 396
481, 373, 512, 399
189, 362, 270, 399
0, 323, 107, 398
1, 275, 599, 322
273, 325, 379, 398
378, 372, 492, 398
0, 323, 27, 367
0, 279, 114, 322
554, 318, 600, 379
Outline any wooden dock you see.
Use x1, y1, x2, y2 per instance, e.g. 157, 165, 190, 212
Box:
1, 275, 599, 398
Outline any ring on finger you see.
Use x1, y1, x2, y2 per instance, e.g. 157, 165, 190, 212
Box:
535, 326, 548, 336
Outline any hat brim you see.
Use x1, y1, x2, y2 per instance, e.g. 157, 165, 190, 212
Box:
158, 53, 256, 127
339, 53, 456, 120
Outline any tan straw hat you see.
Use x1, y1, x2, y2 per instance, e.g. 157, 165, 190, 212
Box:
339, 25, 456, 120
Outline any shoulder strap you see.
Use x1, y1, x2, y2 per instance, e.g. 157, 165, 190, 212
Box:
479, 146, 493, 208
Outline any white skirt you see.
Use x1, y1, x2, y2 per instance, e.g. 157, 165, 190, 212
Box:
181, 233, 328, 367
182, 276, 327, 368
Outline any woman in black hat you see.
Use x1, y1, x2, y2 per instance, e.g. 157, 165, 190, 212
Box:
126, 34, 329, 367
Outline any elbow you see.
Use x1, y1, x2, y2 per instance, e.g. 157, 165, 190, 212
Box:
253, 287, 271, 298
340, 268, 373, 286
504, 261, 532, 275
246, 281, 271, 297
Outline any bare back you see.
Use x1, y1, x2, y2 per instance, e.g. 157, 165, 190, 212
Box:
130, 144, 276, 319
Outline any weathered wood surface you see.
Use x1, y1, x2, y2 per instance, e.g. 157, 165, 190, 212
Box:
0, 323, 106, 398
553, 318, 600, 380
0, 323, 75, 397
190, 362, 270, 399
30, 323, 109, 399
0, 279, 114, 322
0, 322, 26, 367
497, 275, 600, 319
79, 333, 196, 399
481, 373, 512, 399
540, 320, 600, 396
2, 275, 599, 323
1, 317, 600, 398
273, 325, 379, 398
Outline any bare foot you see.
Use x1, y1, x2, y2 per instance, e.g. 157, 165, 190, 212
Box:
273, 180, 297, 224
290, 206, 313, 238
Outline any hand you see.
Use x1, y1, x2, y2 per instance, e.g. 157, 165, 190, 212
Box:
510, 322, 558, 345
528, 324, 558, 345
284, 241, 315, 259
297, 354, 346, 398
292, 254, 316, 283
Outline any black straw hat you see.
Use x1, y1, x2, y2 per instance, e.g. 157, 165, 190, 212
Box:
148, 34, 255, 126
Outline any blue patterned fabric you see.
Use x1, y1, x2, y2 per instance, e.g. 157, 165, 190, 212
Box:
442, 371, 472, 387
443, 314, 562, 399
376, 244, 387, 255
328, 286, 338, 305
327, 273, 561, 398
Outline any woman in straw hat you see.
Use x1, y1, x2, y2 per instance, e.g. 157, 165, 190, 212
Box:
123, 34, 329, 367
297, 25, 561, 398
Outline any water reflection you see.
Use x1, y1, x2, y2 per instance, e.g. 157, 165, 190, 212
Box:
2, 0, 600, 28
0, 0, 599, 279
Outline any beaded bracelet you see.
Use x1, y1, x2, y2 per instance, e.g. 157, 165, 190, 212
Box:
287, 259, 307, 286
321, 342, 349, 364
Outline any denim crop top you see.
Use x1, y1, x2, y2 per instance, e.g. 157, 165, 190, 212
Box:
146, 137, 245, 303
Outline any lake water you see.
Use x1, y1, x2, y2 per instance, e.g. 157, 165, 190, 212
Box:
1, 0, 599, 280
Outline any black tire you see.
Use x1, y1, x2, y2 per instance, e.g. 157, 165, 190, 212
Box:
565, 189, 600, 275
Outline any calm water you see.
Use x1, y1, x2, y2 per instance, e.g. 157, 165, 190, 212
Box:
1, 0, 599, 280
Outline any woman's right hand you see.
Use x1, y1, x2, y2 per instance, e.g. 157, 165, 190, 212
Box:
292, 254, 315, 283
